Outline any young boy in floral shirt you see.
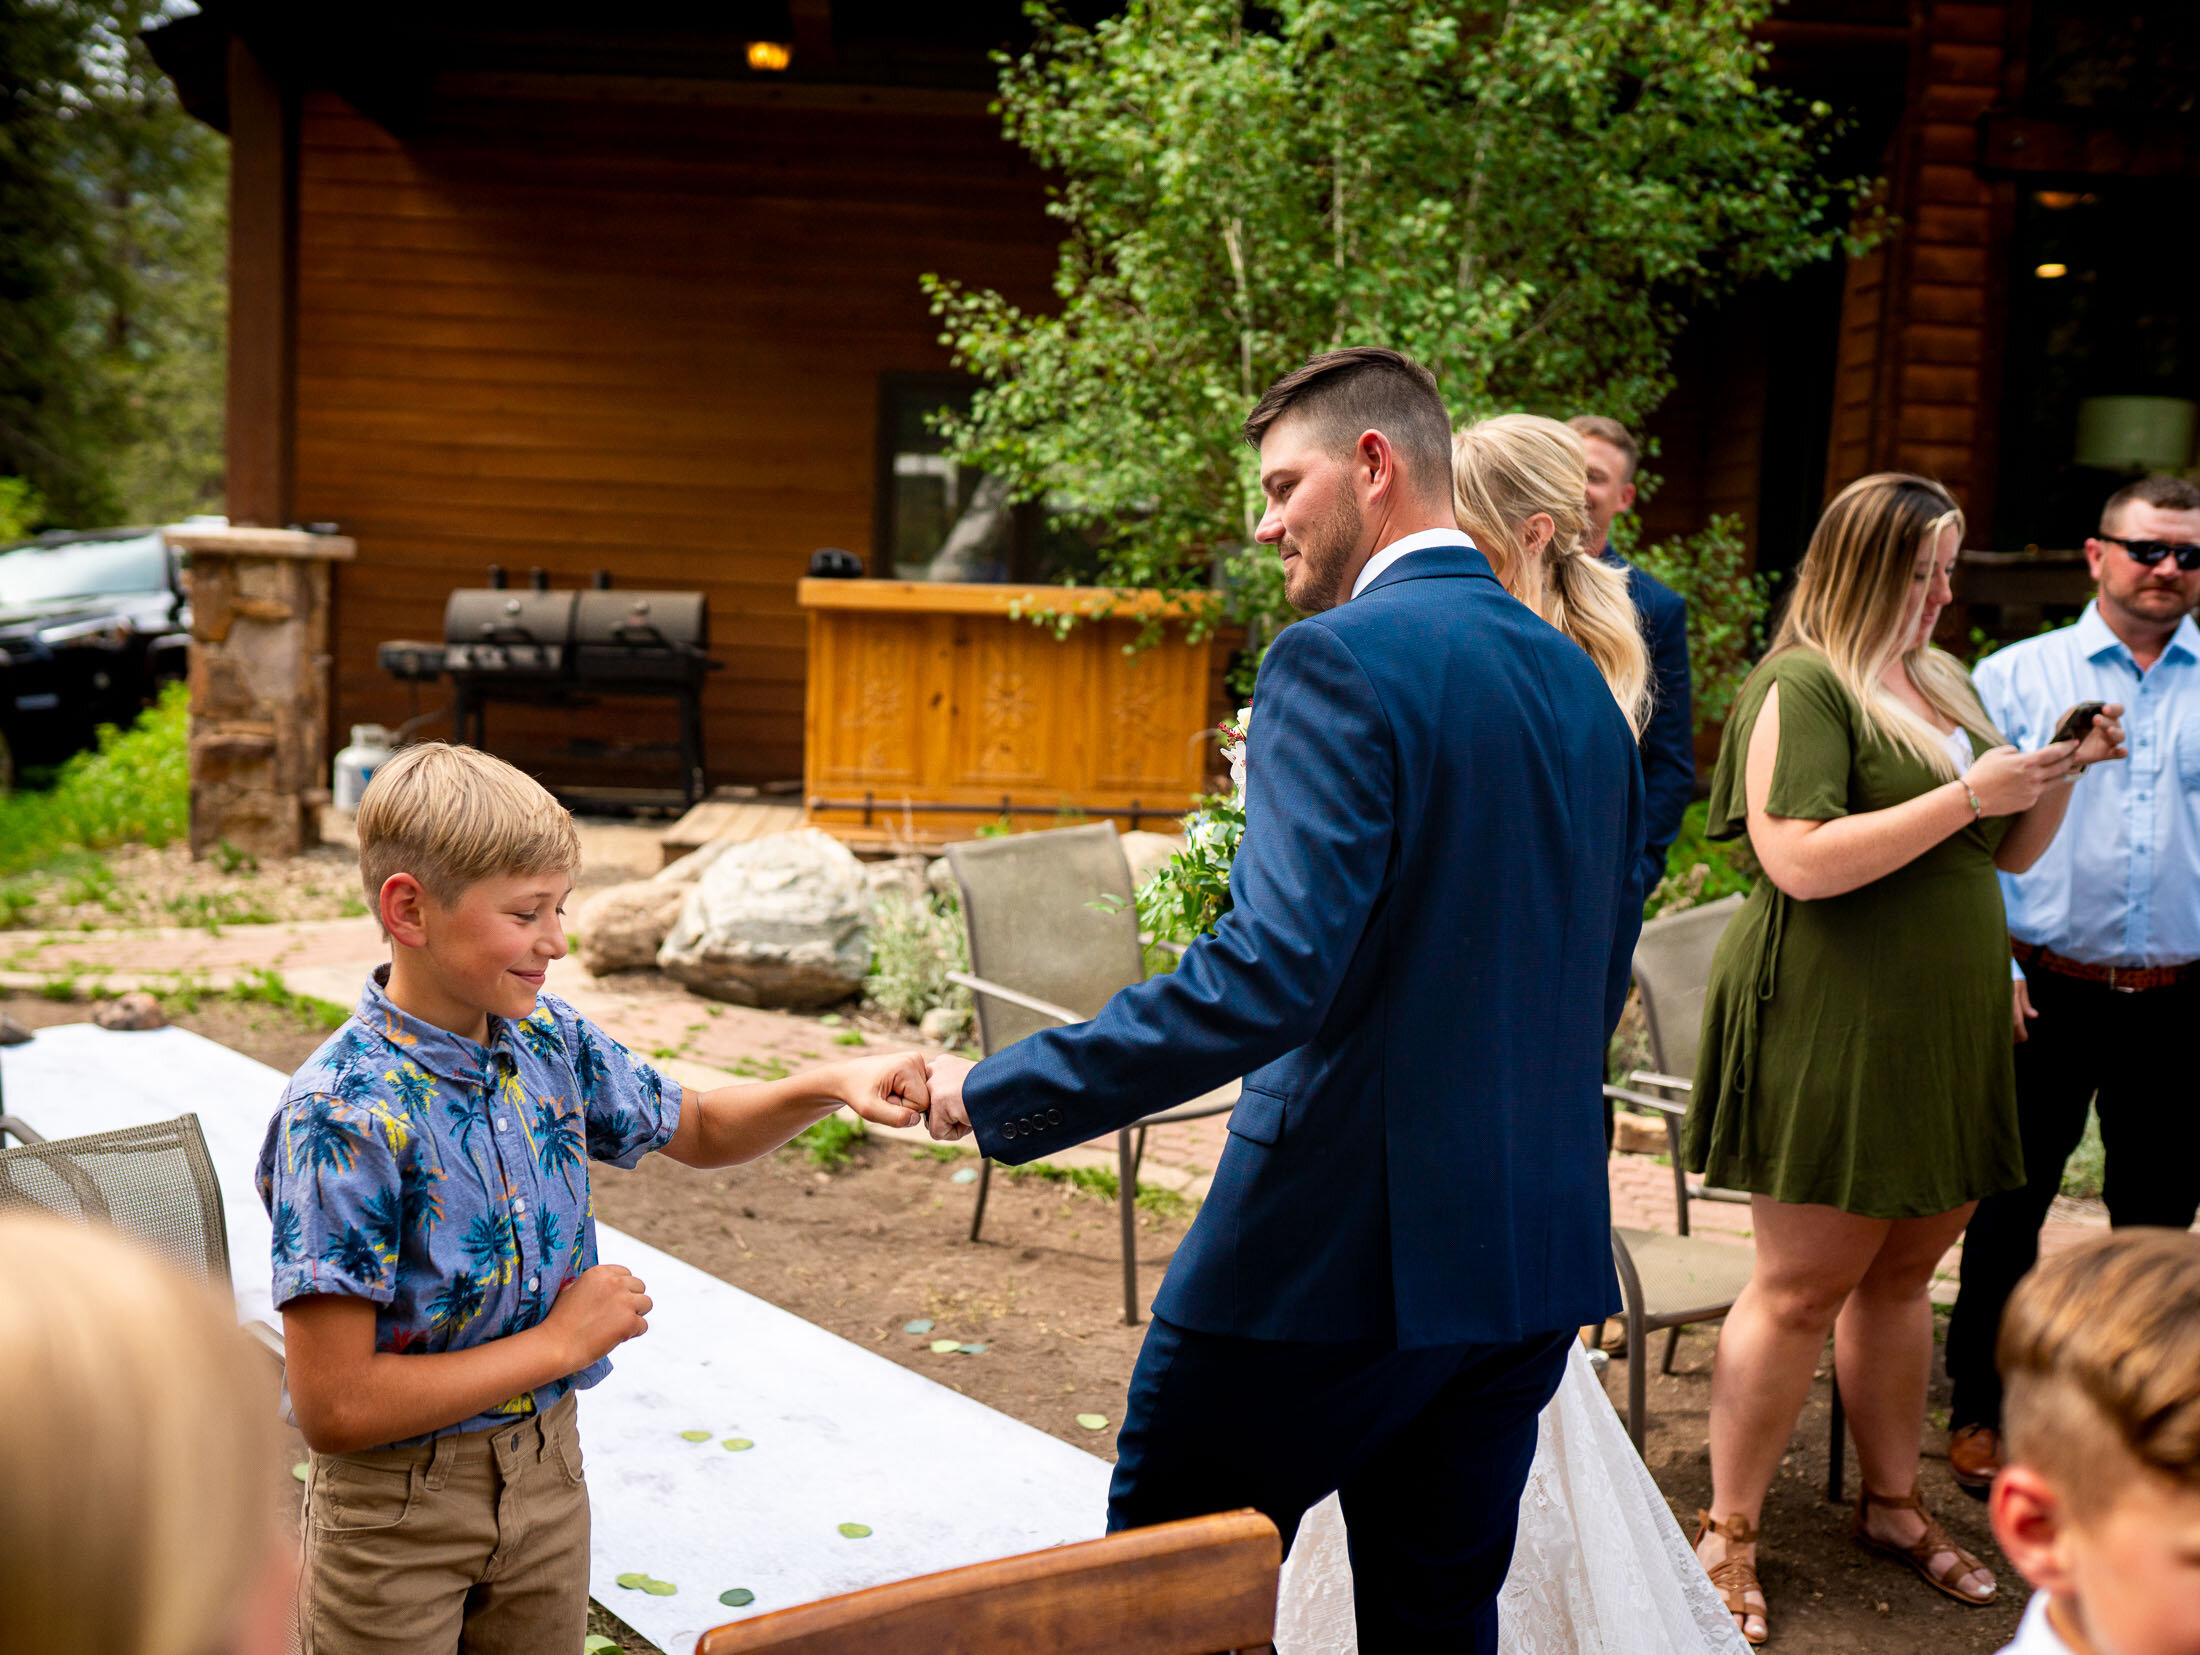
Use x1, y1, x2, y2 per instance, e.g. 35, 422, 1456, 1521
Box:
258, 743, 926, 1654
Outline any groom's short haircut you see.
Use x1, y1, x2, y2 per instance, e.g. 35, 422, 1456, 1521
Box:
1242, 347, 1453, 498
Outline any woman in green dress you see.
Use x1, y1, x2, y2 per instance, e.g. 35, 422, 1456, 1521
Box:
1682, 474, 2126, 1644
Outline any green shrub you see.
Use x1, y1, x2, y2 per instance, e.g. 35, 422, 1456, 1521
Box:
865, 888, 973, 1029
1625, 515, 1775, 735
0, 683, 188, 874
1646, 799, 1756, 919
2061, 1104, 2105, 1200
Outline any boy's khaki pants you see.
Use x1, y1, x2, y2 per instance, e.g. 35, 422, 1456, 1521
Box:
299, 1391, 589, 1655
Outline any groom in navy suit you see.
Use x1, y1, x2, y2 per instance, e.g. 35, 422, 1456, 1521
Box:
923, 348, 1644, 1649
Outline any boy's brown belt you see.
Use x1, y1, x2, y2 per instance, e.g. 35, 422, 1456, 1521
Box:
2012, 938, 2197, 994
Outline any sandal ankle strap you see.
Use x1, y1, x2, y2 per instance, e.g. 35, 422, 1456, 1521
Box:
1697, 1507, 1760, 1545
1858, 1485, 1924, 1514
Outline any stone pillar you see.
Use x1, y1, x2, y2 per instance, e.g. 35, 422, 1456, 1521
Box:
164, 525, 356, 860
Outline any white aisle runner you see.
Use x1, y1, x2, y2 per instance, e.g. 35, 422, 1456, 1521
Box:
1, 1024, 1112, 1653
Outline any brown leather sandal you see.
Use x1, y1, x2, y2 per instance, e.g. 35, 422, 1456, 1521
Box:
1694, 1509, 1769, 1645
1853, 1485, 1997, 1605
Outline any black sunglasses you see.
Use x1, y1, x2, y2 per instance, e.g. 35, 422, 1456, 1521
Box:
2101, 536, 2200, 571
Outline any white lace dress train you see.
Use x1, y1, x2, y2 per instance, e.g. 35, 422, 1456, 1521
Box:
1272, 1344, 1750, 1655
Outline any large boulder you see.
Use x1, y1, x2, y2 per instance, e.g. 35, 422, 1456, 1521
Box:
657, 828, 872, 1009
862, 855, 931, 910
574, 880, 689, 976
654, 834, 741, 886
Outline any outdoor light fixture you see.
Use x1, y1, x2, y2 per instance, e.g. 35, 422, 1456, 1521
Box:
747, 40, 792, 71
2035, 262, 2069, 279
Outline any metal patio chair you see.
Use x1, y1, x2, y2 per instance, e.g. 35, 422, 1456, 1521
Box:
944, 822, 1236, 1326
1605, 893, 1848, 1496
694, 1508, 1281, 1655
0, 1107, 287, 1367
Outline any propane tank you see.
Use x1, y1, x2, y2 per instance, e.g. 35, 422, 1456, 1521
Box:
332, 724, 394, 812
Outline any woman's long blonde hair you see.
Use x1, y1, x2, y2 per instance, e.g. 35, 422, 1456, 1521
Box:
1452, 414, 1653, 736
0, 1211, 282, 1655
1769, 472, 2000, 779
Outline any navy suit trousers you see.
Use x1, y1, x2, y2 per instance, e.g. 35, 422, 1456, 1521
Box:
1107, 1318, 1574, 1653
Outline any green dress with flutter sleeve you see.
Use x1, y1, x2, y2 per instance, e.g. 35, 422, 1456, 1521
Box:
1681, 648, 2024, 1218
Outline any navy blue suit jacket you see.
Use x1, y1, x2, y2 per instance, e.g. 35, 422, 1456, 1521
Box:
1602, 550, 1693, 900
962, 544, 1643, 1348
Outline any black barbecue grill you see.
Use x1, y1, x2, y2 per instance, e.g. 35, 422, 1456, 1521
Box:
379, 570, 719, 806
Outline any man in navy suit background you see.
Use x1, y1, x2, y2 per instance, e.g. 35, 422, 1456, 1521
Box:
1570, 414, 1694, 903
923, 349, 1645, 1650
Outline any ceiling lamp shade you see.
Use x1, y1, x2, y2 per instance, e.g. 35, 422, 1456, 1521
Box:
2075, 397, 2198, 473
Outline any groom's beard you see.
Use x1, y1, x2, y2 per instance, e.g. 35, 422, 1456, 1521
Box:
1282, 490, 1364, 614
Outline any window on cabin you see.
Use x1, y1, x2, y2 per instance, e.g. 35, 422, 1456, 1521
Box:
874, 376, 1095, 584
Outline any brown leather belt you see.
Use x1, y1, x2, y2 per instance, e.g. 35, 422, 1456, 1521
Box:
2012, 938, 2198, 994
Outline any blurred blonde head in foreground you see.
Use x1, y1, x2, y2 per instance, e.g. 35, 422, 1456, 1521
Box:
0, 1210, 292, 1655
1993, 1228, 2200, 1655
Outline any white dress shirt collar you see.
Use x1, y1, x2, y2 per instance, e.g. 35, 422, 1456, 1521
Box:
1997, 1591, 2077, 1655
1349, 527, 1478, 601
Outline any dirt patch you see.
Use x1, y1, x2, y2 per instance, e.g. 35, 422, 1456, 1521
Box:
0, 988, 339, 1074
0, 840, 368, 934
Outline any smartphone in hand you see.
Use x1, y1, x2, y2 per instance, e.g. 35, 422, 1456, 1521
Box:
2050, 701, 2107, 746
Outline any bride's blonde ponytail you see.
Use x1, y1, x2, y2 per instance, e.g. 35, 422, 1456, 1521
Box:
1452, 414, 1653, 738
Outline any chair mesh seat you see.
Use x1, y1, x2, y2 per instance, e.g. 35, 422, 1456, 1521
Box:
0, 1113, 231, 1289
1610, 1226, 1755, 1323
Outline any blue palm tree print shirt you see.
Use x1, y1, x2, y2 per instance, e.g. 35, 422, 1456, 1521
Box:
255, 967, 679, 1446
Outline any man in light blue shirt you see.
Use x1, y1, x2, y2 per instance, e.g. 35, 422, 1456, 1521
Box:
1946, 473, 2200, 1495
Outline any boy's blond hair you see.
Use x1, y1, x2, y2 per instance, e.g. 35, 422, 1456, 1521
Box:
1999, 1229, 2200, 1516
355, 742, 581, 917
0, 1212, 280, 1655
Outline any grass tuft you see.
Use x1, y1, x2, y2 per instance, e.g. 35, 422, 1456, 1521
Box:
792, 1114, 867, 1171
0, 684, 188, 875
1001, 1159, 1193, 1218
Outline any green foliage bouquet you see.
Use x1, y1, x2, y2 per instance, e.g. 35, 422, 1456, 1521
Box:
1129, 709, 1249, 947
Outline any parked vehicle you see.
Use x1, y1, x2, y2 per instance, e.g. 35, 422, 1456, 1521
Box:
0, 528, 191, 791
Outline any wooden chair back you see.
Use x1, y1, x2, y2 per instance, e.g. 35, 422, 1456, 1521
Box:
692, 1509, 1281, 1655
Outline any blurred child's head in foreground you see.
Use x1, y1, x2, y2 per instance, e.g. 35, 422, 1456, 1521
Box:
1993, 1229, 2200, 1655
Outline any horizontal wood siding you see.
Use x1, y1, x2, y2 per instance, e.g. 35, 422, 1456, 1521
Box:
292, 89, 1059, 788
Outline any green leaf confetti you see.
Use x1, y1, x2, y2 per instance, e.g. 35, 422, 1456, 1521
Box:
838, 1522, 872, 1539
722, 1437, 754, 1452
585, 1637, 621, 1653
718, 1588, 755, 1608
614, 1572, 650, 1590
958, 1343, 986, 1355
950, 1167, 978, 1183
903, 1318, 934, 1334
929, 1338, 961, 1353
641, 1579, 678, 1597
1076, 1413, 1109, 1430
678, 1429, 712, 1442
291, 1462, 309, 1483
